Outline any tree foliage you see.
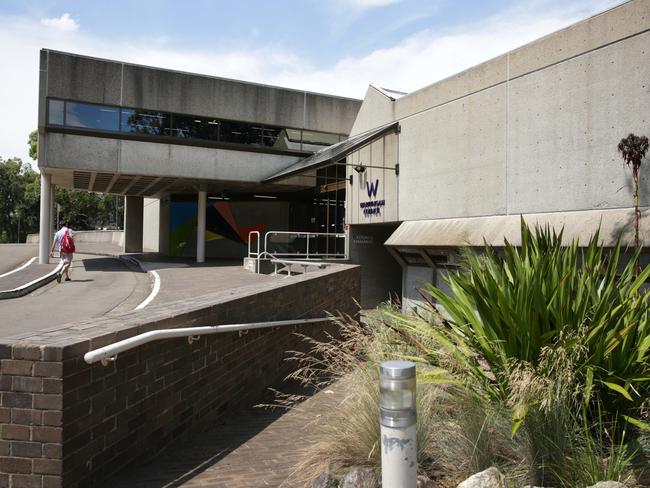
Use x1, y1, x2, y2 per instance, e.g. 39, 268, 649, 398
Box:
0, 157, 40, 243
0, 131, 124, 242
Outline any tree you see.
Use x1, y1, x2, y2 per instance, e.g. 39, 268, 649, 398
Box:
617, 133, 649, 249
0, 158, 40, 242
28, 130, 38, 161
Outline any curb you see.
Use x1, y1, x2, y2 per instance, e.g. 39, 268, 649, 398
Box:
0, 262, 64, 300
117, 256, 160, 310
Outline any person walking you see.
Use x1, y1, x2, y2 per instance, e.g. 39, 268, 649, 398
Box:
50, 221, 76, 283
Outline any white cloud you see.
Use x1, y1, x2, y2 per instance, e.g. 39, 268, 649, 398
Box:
40, 13, 79, 33
0, 0, 622, 167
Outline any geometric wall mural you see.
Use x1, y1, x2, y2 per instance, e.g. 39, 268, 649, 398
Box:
169, 200, 267, 257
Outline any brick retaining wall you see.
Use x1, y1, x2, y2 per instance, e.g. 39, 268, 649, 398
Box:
0, 265, 360, 487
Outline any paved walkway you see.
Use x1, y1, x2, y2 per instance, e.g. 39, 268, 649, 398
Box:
0, 260, 56, 291
106, 382, 345, 488
0, 254, 151, 338
142, 260, 278, 307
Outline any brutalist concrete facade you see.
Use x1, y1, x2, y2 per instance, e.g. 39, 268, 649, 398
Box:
343, 0, 650, 308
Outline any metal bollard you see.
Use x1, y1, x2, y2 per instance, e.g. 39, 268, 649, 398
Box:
380, 360, 417, 488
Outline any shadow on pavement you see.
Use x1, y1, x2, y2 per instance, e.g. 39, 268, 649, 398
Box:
81, 257, 145, 273
104, 383, 316, 488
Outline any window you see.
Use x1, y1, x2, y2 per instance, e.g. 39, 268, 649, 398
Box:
48, 99, 65, 125
121, 109, 170, 136
220, 121, 264, 146
171, 114, 219, 140
45, 98, 345, 154
65, 101, 119, 131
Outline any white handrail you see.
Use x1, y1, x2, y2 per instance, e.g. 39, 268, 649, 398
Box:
263, 231, 347, 260
84, 317, 330, 365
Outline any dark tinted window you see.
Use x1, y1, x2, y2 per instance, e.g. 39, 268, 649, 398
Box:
172, 114, 219, 140
220, 121, 264, 146
66, 102, 119, 131
46, 98, 344, 154
121, 109, 170, 136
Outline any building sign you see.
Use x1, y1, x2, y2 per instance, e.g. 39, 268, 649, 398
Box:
360, 178, 385, 216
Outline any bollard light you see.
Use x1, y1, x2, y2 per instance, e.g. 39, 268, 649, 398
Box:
380, 360, 417, 488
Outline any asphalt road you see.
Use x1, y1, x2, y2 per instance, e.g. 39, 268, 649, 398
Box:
0, 244, 38, 274
0, 254, 151, 338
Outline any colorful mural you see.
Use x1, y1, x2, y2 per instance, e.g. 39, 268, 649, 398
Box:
169, 200, 267, 257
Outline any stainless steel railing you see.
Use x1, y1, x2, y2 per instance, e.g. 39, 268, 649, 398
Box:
84, 317, 330, 366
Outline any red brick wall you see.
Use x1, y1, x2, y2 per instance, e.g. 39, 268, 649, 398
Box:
0, 265, 360, 487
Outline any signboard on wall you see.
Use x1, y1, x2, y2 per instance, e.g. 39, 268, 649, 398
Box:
360, 178, 385, 216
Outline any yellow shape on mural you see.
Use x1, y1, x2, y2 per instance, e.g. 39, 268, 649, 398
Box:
206, 230, 224, 242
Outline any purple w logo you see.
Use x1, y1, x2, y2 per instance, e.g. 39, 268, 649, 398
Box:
366, 179, 379, 198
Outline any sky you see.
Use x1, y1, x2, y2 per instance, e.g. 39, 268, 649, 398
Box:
0, 0, 624, 166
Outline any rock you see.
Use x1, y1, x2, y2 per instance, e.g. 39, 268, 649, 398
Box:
586, 483, 627, 488
312, 469, 339, 488
340, 466, 380, 488
456, 467, 506, 488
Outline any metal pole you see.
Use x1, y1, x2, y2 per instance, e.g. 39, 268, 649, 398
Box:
380, 360, 417, 488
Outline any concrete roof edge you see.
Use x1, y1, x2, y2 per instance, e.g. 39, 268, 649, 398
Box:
385, 206, 650, 248
40, 48, 363, 103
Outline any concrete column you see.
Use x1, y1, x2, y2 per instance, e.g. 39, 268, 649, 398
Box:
38, 172, 52, 264
50, 184, 56, 239
124, 196, 144, 253
197, 190, 207, 263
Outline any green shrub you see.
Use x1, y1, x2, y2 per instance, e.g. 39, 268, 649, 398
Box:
390, 221, 650, 427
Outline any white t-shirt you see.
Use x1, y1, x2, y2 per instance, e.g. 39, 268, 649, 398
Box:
54, 227, 75, 250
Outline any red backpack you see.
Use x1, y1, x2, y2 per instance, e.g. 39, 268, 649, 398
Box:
61, 229, 75, 254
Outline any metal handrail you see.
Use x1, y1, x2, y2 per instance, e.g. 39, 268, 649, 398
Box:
247, 230, 260, 258
84, 317, 330, 365
263, 231, 347, 261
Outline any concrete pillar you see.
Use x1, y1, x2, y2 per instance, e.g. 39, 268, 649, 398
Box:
50, 184, 56, 239
197, 190, 207, 263
124, 196, 144, 253
158, 197, 170, 255
38, 173, 52, 264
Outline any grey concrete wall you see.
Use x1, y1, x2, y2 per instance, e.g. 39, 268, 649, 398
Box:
42, 133, 302, 183
349, 0, 650, 224
124, 196, 143, 253
40, 50, 361, 135
346, 133, 399, 225
350, 86, 395, 136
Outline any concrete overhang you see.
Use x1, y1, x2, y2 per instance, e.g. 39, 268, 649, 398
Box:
385, 207, 650, 249
263, 121, 399, 183
45, 167, 310, 198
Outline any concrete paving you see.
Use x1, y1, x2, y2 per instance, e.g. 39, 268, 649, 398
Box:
138, 258, 278, 307
0, 244, 38, 274
0, 261, 57, 291
106, 381, 346, 488
0, 254, 151, 338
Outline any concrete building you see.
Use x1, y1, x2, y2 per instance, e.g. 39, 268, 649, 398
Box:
37, 50, 362, 263
38, 0, 649, 309
265, 0, 650, 308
